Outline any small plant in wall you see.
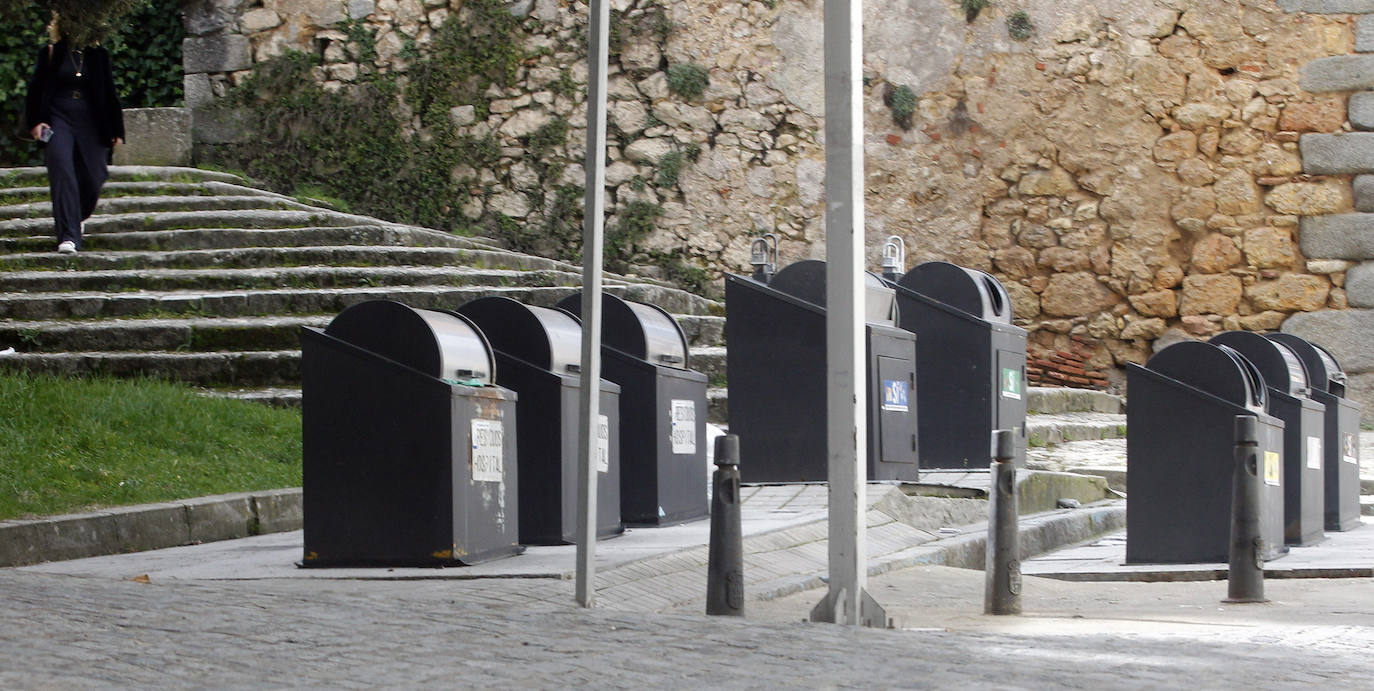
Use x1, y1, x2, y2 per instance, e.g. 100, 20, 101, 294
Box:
884, 84, 916, 131
1006, 10, 1033, 41
666, 62, 710, 100
960, 0, 989, 22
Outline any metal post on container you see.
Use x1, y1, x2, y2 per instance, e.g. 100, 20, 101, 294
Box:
985, 428, 1021, 615
707, 434, 744, 616
1225, 415, 1268, 604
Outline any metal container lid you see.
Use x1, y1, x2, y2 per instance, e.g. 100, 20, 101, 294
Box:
556, 293, 690, 369
896, 261, 1012, 324
325, 300, 495, 385
766, 259, 897, 326
457, 296, 583, 375
1266, 333, 1347, 397
1211, 331, 1309, 397
1146, 340, 1267, 412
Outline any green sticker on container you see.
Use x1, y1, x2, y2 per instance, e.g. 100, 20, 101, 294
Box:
1000, 367, 1022, 400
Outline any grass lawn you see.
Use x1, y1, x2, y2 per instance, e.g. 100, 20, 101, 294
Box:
0, 372, 301, 520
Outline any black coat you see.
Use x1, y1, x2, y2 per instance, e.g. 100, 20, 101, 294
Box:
24, 41, 125, 145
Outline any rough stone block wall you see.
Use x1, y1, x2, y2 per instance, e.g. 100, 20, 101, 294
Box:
182, 0, 1369, 409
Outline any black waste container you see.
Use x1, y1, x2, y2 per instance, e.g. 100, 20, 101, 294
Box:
1267, 333, 1363, 531
301, 300, 521, 567
1126, 341, 1286, 564
724, 259, 919, 483
1211, 331, 1325, 546
557, 293, 709, 525
885, 261, 1028, 469
458, 297, 622, 545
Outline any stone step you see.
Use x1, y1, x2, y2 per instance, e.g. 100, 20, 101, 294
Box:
1026, 386, 1125, 414
0, 311, 723, 354
0, 350, 300, 387
0, 282, 719, 321
0, 208, 377, 237
0, 165, 247, 188
0, 226, 444, 253
707, 387, 727, 424
1024, 438, 1128, 492
0, 315, 327, 353
1298, 214, 1374, 261
0, 243, 546, 272
0, 340, 728, 390
0, 180, 284, 206
1026, 412, 1127, 447
0, 264, 582, 294
0, 194, 316, 221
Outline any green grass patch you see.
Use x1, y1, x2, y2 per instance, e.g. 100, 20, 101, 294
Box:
0, 372, 301, 520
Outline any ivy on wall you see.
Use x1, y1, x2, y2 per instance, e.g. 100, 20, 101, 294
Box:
0, 0, 183, 166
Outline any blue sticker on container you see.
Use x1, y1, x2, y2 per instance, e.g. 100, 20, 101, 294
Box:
882, 379, 908, 412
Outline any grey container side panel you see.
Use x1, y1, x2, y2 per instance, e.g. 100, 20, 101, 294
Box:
996, 345, 1029, 464
868, 327, 919, 477
1126, 365, 1287, 564
451, 386, 523, 564
1317, 391, 1364, 531
1269, 391, 1327, 546
300, 328, 468, 566
654, 366, 710, 524
556, 381, 624, 542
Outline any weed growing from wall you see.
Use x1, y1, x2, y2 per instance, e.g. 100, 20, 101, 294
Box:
884, 84, 916, 130
1006, 10, 1033, 41
666, 62, 709, 100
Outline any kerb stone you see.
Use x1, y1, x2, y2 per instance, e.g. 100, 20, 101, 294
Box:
1280, 0, 1374, 12
1283, 308, 1374, 373
1359, 15, 1374, 52
1300, 133, 1374, 174
1300, 55, 1374, 93
185, 494, 255, 543
252, 489, 304, 534
1354, 175, 1374, 211
1345, 262, 1374, 307
1351, 93, 1374, 131
113, 108, 192, 167
1300, 213, 1374, 259
183, 35, 252, 74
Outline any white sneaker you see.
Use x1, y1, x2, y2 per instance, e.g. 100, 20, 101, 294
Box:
57, 241, 76, 254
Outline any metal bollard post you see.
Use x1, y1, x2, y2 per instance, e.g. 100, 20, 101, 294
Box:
984, 429, 1021, 615
707, 434, 744, 616
1225, 415, 1268, 604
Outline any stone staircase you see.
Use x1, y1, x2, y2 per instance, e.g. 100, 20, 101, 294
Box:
0, 166, 724, 408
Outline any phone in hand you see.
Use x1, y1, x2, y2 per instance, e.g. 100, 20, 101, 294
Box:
37, 124, 52, 143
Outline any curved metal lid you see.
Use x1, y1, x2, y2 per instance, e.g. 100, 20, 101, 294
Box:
896, 261, 1012, 324
1146, 340, 1267, 411
1266, 333, 1347, 397
556, 293, 690, 369
1211, 331, 1308, 396
325, 299, 495, 385
768, 259, 897, 325
457, 296, 583, 374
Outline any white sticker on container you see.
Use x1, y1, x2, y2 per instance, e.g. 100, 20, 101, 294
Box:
1264, 451, 1281, 487
1306, 436, 1322, 470
670, 399, 696, 455
598, 414, 610, 473
470, 419, 504, 483
1343, 433, 1359, 465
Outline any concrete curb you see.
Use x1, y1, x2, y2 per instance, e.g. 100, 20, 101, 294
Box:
0, 489, 301, 568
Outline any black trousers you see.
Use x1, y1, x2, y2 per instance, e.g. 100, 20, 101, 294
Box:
46, 92, 108, 248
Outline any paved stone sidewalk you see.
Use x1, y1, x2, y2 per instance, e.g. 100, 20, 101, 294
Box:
4, 566, 1372, 688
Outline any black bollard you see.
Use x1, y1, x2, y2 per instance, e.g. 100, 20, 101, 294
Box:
984, 429, 1021, 615
1225, 415, 1268, 603
707, 434, 744, 616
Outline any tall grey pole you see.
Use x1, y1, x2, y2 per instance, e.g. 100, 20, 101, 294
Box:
809, 0, 888, 629
985, 429, 1021, 615
575, 0, 611, 608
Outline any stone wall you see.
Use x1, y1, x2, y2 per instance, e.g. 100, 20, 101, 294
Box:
181, 0, 1368, 405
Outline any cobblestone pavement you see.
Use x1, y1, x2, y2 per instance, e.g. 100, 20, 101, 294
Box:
4, 566, 1373, 688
